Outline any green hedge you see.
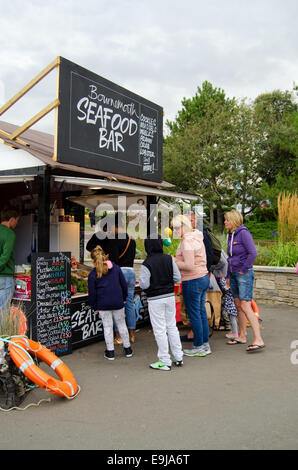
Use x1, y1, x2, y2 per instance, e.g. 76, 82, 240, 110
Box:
244, 220, 278, 240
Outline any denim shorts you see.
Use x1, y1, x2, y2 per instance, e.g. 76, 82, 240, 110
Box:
229, 269, 254, 301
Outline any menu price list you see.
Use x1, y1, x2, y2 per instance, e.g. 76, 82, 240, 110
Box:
31, 252, 72, 356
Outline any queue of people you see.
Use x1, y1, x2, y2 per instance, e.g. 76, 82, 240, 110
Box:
86, 209, 265, 370
0, 205, 264, 369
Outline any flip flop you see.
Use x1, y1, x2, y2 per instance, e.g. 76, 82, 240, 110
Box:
227, 339, 247, 345
246, 344, 265, 353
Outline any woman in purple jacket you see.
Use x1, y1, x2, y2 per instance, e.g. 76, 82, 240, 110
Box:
224, 210, 265, 352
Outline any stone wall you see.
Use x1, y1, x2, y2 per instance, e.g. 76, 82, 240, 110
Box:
253, 266, 298, 307
134, 261, 298, 308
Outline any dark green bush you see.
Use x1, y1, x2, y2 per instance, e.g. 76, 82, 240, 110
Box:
252, 207, 277, 222
245, 220, 278, 240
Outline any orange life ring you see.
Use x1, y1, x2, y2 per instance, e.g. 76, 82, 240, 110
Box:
8, 336, 78, 398
251, 299, 260, 320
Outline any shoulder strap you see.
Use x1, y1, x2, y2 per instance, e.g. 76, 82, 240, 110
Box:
118, 237, 131, 259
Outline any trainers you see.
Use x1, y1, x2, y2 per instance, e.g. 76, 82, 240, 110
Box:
124, 347, 133, 358
149, 360, 171, 371
173, 359, 184, 367
183, 347, 207, 357
104, 350, 115, 361
202, 343, 212, 355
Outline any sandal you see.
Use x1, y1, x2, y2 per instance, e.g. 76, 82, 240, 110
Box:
114, 337, 123, 345
246, 344, 265, 353
227, 339, 247, 345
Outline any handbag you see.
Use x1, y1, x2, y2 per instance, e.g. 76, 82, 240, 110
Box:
118, 237, 131, 260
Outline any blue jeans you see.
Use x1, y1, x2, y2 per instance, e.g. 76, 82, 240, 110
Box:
230, 269, 254, 301
115, 268, 136, 331
0, 277, 15, 322
182, 275, 210, 347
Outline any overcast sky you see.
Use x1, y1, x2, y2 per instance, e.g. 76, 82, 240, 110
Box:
0, 0, 297, 134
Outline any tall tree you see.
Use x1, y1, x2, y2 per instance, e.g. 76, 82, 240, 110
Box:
164, 96, 238, 231
164, 84, 268, 231
166, 80, 236, 134
228, 101, 267, 219
254, 88, 298, 208
253, 89, 297, 185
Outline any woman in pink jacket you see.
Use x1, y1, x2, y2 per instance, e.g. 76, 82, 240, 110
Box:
173, 215, 211, 357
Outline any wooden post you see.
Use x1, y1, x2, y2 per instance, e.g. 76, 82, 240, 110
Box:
0, 57, 59, 116
147, 195, 158, 238
37, 170, 51, 252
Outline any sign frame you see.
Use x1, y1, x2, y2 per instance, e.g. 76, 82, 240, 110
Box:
55, 57, 163, 182
31, 251, 72, 356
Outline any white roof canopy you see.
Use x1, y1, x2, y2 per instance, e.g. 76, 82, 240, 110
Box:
54, 175, 198, 201
0, 145, 45, 171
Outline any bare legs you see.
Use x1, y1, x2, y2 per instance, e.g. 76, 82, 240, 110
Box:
234, 298, 264, 346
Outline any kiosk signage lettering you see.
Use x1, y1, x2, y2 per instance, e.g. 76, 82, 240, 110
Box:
56, 57, 163, 182
31, 252, 72, 356
70, 288, 149, 350
70, 298, 103, 348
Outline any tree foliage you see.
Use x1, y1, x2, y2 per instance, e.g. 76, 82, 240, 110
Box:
253, 89, 298, 185
164, 83, 267, 231
164, 83, 298, 231
166, 80, 236, 134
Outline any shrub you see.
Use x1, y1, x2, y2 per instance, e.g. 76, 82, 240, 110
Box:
253, 206, 277, 222
244, 220, 278, 240
278, 192, 298, 243
267, 242, 298, 267
0, 303, 23, 337
254, 244, 272, 266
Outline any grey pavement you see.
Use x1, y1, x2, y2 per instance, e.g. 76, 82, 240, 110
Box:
1, 303, 298, 450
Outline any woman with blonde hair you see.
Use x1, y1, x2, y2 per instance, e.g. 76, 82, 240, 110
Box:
224, 210, 265, 352
173, 214, 211, 357
88, 246, 132, 361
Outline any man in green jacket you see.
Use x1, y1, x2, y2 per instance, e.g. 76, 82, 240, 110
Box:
0, 207, 21, 317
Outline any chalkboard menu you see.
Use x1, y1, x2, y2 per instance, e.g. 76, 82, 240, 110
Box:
31, 252, 72, 356
56, 57, 163, 182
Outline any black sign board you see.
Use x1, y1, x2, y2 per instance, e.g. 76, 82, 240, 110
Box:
31, 252, 72, 356
71, 287, 149, 350
70, 295, 104, 348
56, 57, 163, 182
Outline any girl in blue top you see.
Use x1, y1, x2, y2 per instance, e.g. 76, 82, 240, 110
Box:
88, 246, 132, 360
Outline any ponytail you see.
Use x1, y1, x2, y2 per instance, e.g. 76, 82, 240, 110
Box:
91, 246, 109, 278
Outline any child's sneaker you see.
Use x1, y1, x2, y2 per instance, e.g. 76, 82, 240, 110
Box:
104, 350, 115, 361
173, 359, 184, 367
149, 360, 171, 371
183, 347, 207, 357
124, 347, 133, 358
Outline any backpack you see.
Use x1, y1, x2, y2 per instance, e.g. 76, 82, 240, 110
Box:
206, 227, 222, 265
